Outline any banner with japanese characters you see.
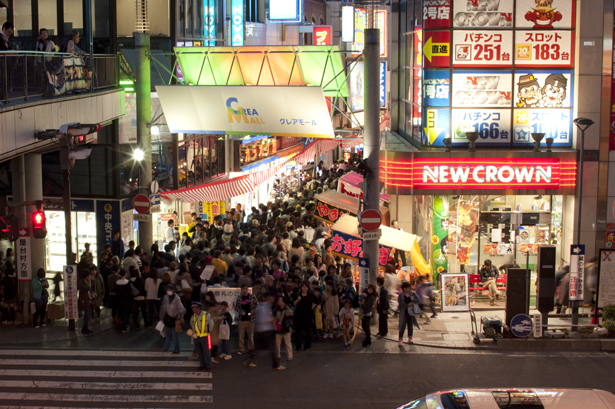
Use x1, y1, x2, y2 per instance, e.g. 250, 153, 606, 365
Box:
423, 0, 451, 29
451, 109, 512, 145
514, 31, 574, 68
513, 71, 573, 108
453, 30, 513, 67
452, 0, 513, 28
330, 230, 392, 267
423, 108, 451, 146
423, 70, 451, 107
424, 30, 451, 68
515, 0, 576, 30
452, 71, 513, 108
513, 109, 573, 146
314, 200, 352, 224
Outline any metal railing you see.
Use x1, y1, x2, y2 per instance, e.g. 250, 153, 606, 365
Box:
0, 51, 121, 105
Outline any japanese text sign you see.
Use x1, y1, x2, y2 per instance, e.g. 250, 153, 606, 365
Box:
63, 265, 79, 320
423, 0, 451, 30
423, 70, 451, 107
423, 108, 451, 146
424, 30, 451, 68
451, 71, 512, 108
17, 229, 31, 281
330, 230, 392, 266
514, 31, 574, 68
453, 0, 513, 28
312, 26, 332, 45
513, 109, 572, 146
231, 0, 244, 46
315, 200, 352, 224
453, 30, 513, 67
451, 109, 511, 144
569, 245, 585, 302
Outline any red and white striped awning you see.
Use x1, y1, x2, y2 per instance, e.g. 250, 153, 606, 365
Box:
160, 139, 351, 203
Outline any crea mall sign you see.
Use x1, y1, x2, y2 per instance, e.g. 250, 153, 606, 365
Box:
381, 158, 577, 190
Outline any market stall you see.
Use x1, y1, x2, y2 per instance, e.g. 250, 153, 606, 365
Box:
338, 171, 390, 208
313, 190, 390, 226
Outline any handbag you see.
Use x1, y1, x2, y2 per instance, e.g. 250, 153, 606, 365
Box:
163, 313, 176, 328
331, 315, 340, 330
407, 302, 422, 317
275, 310, 285, 331
219, 322, 230, 340
175, 320, 183, 334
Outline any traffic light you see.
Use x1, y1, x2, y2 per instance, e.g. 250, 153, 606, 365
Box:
32, 210, 47, 239
0, 215, 19, 242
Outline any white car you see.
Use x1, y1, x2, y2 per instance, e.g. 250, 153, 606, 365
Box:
397, 389, 615, 409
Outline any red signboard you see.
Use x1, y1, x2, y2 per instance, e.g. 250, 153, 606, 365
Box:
312, 26, 332, 45
360, 209, 382, 231
423, 0, 451, 30
423, 30, 451, 68
133, 194, 151, 214
381, 158, 577, 190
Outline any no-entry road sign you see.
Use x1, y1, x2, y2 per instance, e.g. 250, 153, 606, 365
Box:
360, 209, 382, 232
133, 194, 151, 214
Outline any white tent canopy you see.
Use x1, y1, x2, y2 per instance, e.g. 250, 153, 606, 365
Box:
331, 214, 418, 253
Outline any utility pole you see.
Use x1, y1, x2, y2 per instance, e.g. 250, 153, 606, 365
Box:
363, 28, 381, 286
135, 28, 152, 254
61, 143, 75, 332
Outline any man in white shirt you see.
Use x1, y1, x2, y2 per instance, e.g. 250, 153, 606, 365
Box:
304, 222, 315, 243
179, 238, 193, 256
164, 219, 175, 243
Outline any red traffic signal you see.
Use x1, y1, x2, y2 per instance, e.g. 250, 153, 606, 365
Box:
32, 210, 47, 239
0, 215, 19, 241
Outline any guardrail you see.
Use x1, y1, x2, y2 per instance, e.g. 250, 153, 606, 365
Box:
0, 51, 120, 105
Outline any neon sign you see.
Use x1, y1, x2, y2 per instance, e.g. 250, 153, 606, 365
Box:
231, 0, 244, 46
381, 158, 577, 190
312, 26, 332, 46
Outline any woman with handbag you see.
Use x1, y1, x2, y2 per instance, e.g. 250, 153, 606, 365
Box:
32, 268, 50, 328
218, 301, 233, 360
359, 284, 377, 347
159, 284, 185, 354
397, 281, 421, 345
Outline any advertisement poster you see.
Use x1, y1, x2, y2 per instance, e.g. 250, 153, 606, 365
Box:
424, 30, 451, 68
349, 62, 364, 111
209, 287, 252, 324
514, 71, 572, 108
514, 31, 574, 68
606, 224, 615, 248
423, 108, 451, 146
423, 0, 451, 30
452, 30, 513, 67
569, 245, 585, 302
513, 109, 572, 146
96, 200, 121, 260
452, 0, 513, 28
598, 249, 615, 308
430, 196, 450, 283
423, 70, 451, 107
330, 230, 392, 267
451, 71, 513, 108
456, 200, 479, 264
451, 109, 512, 145
441, 273, 469, 312
515, 0, 576, 30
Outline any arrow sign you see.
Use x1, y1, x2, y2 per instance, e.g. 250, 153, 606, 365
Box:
572, 246, 584, 255
424, 35, 450, 62
19, 229, 29, 237
569, 244, 585, 302
359, 257, 369, 268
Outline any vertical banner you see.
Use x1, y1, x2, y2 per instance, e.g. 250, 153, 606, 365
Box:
63, 265, 79, 320
17, 229, 31, 281
231, 0, 244, 46
430, 196, 449, 283
96, 200, 121, 259
606, 223, 615, 248
456, 200, 479, 265
598, 249, 615, 308
205, 0, 216, 46
379, 61, 387, 108
359, 258, 369, 293
569, 244, 585, 302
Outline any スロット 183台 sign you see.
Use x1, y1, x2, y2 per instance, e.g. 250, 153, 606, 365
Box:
513, 109, 572, 146
451, 71, 512, 108
453, 30, 513, 67
514, 31, 574, 68
451, 109, 511, 145
452, 0, 513, 28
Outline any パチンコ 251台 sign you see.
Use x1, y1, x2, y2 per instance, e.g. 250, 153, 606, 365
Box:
453, 31, 513, 68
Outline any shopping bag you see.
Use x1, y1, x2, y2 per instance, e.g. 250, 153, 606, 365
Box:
155, 320, 166, 338
30, 302, 36, 315
219, 322, 230, 340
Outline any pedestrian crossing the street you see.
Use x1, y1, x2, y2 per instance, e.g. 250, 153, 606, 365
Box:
0, 349, 213, 408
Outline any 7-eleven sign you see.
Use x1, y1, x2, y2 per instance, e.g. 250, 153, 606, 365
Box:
313, 26, 332, 45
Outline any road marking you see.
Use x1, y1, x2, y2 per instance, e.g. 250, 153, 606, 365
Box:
0, 369, 211, 378
0, 359, 198, 367
0, 380, 212, 391
0, 393, 213, 403
0, 349, 190, 358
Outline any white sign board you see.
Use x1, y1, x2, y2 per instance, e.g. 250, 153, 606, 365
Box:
362, 230, 381, 241
451, 72, 513, 108
358, 257, 369, 293
514, 31, 574, 68
569, 245, 585, 302
63, 265, 79, 320
598, 249, 615, 308
200, 265, 216, 282
452, 30, 514, 67
209, 287, 252, 324
156, 86, 335, 139
133, 213, 152, 222
17, 230, 31, 281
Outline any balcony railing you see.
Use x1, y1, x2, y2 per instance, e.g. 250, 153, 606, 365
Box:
0, 51, 121, 105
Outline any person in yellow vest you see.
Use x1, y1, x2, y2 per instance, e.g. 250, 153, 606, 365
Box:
187, 301, 214, 371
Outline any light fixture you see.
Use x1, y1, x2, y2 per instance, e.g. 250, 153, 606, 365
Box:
133, 148, 144, 161
443, 137, 452, 152
546, 137, 554, 152
531, 133, 545, 152
465, 132, 479, 152
151, 126, 160, 136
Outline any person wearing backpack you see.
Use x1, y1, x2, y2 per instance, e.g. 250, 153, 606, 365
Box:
397, 281, 420, 345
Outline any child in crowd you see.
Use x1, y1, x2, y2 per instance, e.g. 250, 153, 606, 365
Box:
339, 299, 354, 346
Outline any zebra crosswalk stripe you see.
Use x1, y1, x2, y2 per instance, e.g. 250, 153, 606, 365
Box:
0, 348, 213, 408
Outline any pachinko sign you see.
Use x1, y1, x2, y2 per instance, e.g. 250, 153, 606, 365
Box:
330, 230, 392, 267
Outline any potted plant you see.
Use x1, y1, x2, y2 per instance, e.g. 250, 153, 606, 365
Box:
603, 305, 615, 334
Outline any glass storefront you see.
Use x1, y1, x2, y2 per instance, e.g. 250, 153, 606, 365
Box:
45, 210, 97, 272
179, 135, 225, 189
413, 195, 566, 286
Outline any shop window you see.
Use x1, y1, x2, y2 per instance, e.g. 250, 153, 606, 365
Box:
64, 0, 84, 34
14, 0, 32, 37
45, 210, 97, 272
39, 0, 58, 37
178, 143, 187, 188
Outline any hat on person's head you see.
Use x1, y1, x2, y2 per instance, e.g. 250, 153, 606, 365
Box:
191, 301, 203, 308
286, 221, 293, 227
220, 301, 229, 307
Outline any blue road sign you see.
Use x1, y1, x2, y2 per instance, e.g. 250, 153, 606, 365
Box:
510, 314, 533, 338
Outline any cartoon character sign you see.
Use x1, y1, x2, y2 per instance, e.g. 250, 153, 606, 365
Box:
541, 74, 567, 107
516, 74, 543, 107
525, 0, 562, 29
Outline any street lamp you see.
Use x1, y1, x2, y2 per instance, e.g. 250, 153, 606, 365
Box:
134, 148, 145, 161
571, 117, 594, 332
